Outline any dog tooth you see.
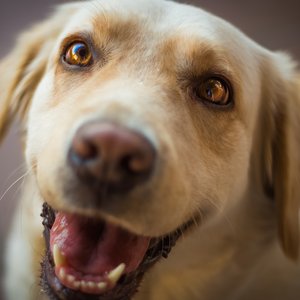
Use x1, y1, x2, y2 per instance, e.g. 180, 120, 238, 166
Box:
107, 263, 126, 285
53, 244, 66, 267
67, 275, 75, 283
97, 282, 107, 290
59, 268, 66, 280
87, 281, 96, 288
73, 281, 81, 289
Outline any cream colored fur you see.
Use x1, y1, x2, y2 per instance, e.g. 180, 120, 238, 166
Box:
1, 0, 300, 299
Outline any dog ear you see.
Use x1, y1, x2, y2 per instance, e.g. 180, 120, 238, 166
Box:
261, 53, 300, 260
0, 4, 78, 144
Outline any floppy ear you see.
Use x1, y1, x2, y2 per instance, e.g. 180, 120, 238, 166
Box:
0, 4, 78, 144
261, 53, 300, 260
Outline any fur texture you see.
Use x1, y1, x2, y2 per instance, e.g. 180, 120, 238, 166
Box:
1, 0, 300, 299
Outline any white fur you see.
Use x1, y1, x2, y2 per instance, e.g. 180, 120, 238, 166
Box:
2, 1, 300, 300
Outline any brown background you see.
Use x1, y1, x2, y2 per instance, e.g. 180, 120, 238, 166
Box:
0, 0, 299, 298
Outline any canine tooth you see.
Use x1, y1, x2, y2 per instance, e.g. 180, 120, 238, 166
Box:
107, 263, 126, 285
74, 281, 81, 289
53, 244, 66, 266
87, 281, 96, 288
97, 282, 107, 290
59, 268, 66, 280
67, 275, 75, 283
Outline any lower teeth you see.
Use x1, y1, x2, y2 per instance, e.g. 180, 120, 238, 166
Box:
53, 244, 126, 294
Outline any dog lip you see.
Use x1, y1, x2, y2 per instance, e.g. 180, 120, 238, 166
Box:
40, 202, 195, 300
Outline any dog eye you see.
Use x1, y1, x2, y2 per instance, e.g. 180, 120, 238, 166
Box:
64, 42, 92, 67
195, 78, 230, 106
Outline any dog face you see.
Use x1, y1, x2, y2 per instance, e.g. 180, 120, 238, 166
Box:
27, 0, 259, 236
1, 0, 300, 299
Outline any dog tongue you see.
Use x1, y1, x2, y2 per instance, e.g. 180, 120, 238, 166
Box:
50, 212, 150, 275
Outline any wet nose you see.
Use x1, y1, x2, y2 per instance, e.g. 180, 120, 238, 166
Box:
68, 122, 156, 193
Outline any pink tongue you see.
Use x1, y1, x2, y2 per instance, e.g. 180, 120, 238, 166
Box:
50, 213, 150, 275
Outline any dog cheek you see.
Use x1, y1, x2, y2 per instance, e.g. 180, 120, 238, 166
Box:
25, 74, 57, 168
36, 151, 70, 211
26, 119, 70, 209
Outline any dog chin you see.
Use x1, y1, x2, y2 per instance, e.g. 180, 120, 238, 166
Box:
40, 202, 194, 300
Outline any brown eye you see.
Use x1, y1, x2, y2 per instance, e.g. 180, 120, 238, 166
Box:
64, 42, 92, 66
196, 78, 230, 106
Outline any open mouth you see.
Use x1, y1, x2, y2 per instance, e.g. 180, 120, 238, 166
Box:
40, 203, 193, 300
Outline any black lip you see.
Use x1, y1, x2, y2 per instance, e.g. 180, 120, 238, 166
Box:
40, 202, 194, 300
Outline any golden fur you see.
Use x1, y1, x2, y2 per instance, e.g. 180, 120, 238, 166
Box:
1, 0, 300, 299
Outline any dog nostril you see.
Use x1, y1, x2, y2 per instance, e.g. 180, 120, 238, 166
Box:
123, 153, 153, 175
71, 136, 99, 163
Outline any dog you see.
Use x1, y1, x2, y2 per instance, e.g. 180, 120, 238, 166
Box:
1, 0, 300, 299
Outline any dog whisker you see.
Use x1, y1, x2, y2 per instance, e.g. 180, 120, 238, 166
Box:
0, 168, 32, 203
3, 162, 27, 184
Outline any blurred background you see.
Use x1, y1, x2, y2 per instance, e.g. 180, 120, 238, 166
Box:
0, 0, 299, 298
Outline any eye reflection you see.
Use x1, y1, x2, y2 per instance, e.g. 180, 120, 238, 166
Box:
64, 42, 92, 66
196, 78, 230, 106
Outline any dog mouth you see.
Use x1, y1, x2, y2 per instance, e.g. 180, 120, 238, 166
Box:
41, 203, 193, 300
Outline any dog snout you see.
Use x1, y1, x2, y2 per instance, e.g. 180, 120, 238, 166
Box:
68, 122, 156, 193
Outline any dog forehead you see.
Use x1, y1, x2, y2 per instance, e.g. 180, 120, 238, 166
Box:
58, 0, 263, 66
60, 0, 224, 42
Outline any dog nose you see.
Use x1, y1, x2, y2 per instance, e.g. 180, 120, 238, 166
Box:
68, 122, 156, 193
